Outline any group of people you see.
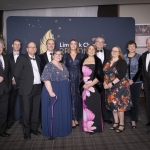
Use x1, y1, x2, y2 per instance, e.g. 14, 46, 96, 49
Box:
0, 37, 150, 140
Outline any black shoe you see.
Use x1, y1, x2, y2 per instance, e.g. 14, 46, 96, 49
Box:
104, 120, 113, 124
6, 124, 11, 129
146, 122, 150, 126
30, 130, 41, 135
146, 131, 150, 134
0, 132, 10, 137
24, 134, 31, 140
72, 126, 76, 128
129, 122, 137, 129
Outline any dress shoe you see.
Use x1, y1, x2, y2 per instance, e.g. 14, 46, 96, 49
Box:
24, 134, 31, 140
104, 120, 113, 124
146, 131, 150, 134
146, 122, 150, 126
0, 132, 10, 137
6, 124, 11, 129
129, 122, 137, 129
30, 130, 41, 135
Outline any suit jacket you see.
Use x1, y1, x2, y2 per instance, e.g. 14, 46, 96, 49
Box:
0, 55, 11, 95
79, 55, 104, 95
7, 52, 23, 90
141, 51, 150, 80
97, 48, 111, 67
39, 52, 49, 73
14, 54, 41, 95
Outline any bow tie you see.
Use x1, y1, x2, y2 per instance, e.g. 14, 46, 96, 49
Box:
50, 53, 53, 55
30, 57, 36, 60
97, 50, 103, 52
147, 51, 150, 54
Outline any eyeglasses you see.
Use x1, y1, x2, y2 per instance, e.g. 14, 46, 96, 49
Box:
28, 47, 36, 49
96, 41, 104, 43
54, 54, 63, 56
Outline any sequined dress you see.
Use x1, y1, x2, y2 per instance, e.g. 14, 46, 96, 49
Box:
41, 62, 72, 138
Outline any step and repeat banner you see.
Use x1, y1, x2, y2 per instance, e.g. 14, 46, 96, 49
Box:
7, 17, 135, 54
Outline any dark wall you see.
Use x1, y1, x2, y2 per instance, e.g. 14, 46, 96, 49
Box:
0, 11, 3, 33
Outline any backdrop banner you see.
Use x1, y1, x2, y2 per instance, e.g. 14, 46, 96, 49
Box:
7, 17, 135, 54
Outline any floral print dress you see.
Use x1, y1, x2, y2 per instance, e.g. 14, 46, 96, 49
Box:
82, 64, 104, 133
103, 62, 132, 112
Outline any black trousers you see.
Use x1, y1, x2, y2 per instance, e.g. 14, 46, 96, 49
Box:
101, 88, 112, 120
20, 84, 41, 135
0, 93, 9, 134
130, 83, 142, 122
143, 76, 150, 122
7, 89, 22, 125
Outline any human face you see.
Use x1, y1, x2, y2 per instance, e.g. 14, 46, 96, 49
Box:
146, 39, 150, 51
127, 44, 136, 53
53, 51, 63, 62
12, 41, 21, 52
26, 42, 37, 56
70, 41, 77, 51
87, 46, 96, 56
95, 38, 105, 50
47, 40, 55, 52
111, 47, 120, 58
0, 43, 4, 55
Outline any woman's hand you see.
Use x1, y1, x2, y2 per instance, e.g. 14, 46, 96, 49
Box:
103, 82, 109, 89
129, 79, 133, 85
108, 83, 113, 89
49, 91, 56, 97
83, 83, 91, 90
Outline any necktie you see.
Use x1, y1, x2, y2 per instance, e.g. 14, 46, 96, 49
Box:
50, 53, 53, 61
30, 57, 36, 60
0, 58, 3, 70
97, 50, 103, 52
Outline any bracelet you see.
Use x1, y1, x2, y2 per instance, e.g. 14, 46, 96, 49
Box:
112, 82, 115, 86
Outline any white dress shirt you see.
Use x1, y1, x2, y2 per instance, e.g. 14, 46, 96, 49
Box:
146, 52, 150, 72
29, 55, 41, 84
0, 55, 5, 70
96, 49, 104, 64
13, 51, 20, 63
46, 51, 53, 62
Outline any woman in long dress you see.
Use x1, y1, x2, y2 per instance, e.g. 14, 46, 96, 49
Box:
41, 50, 72, 139
103, 46, 132, 133
79, 44, 104, 133
63, 39, 84, 128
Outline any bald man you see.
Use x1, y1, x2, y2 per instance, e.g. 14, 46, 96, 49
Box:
14, 42, 42, 140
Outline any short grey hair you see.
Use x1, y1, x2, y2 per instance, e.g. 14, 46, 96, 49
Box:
95, 37, 105, 43
146, 37, 150, 43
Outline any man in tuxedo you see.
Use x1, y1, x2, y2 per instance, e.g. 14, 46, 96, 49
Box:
39, 39, 55, 72
141, 37, 150, 129
14, 42, 42, 140
95, 37, 112, 124
7, 39, 23, 128
0, 40, 11, 137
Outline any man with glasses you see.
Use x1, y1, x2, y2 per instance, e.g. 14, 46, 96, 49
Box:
14, 42, 42, 140
95, 37, 112, 124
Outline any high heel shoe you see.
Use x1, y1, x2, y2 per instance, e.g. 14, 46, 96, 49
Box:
110, 123, 119, 130
129, 122, 137, 129
72, 125, 76, 128
116, 125, 125, 133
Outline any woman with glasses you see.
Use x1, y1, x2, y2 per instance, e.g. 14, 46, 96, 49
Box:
103, 46, 131, 133
41, 50, 72, 139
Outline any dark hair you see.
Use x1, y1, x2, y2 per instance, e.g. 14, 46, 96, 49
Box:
126, 40, 137, 48
46, 39, 55, 45
85, 44, 97, 54
12, 39, 21, 44
67, 39, 80, 53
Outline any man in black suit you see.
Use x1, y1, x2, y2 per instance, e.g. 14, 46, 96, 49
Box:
141, 37, 150, 129
95, 37, 112, 124
0, 40, 10, 137
39, 39, 55, 72
14, 42, 42, 140
7, 39, 23, 129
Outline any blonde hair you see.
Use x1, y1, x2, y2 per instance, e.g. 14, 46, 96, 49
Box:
67, 39, 80, 53
110, 46, 124, 60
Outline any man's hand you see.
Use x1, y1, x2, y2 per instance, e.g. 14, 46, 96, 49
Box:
0, 76, 4, 82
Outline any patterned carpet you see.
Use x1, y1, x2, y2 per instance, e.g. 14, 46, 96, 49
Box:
0, 98, 150, 150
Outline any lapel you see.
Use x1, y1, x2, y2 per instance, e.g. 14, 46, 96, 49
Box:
143, 51, 148, 72
25, 54, 34, 75
3, 55, 8, 73
103, 48, 106, 64
44, 52, 49, 63
10, 52, 15, 63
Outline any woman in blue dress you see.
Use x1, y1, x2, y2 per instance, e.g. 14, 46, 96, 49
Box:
41, 50, 72, 139
63, 39, 84, 128
124, 40, 142, 129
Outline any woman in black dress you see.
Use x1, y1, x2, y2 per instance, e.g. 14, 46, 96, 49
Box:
79, 44, 104, 133
103, 46, 131, 133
